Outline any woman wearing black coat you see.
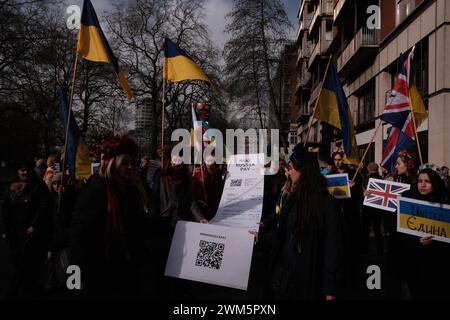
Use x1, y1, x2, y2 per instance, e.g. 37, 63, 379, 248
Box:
68, 136, 150, 298
399, 166, 450, 299
0, 162, 51, 297
255, 144, 343, 300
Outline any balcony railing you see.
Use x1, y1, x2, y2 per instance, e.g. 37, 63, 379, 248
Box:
309, 1, 333, 33
333, 0, 347, 21
337, 27, 380, 71
309, 5, 321, 33
308, 39, 331, 67
323, 0, 333, 15
309, 42, 320, 66
309, 81, 323, 105
303, 13, 312, 30
299, 71, 311, 87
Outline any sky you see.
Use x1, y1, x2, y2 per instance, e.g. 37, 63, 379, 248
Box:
68, 0, 298, 50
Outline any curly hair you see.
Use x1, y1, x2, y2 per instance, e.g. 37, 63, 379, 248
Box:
91, 135, 138, 162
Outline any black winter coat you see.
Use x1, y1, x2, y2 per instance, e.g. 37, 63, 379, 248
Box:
263, 193, 343, 300
68, 175, 149, 297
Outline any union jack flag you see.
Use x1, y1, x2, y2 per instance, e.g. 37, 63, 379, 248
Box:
381, 47, 417, 171
363, 178, 410, 212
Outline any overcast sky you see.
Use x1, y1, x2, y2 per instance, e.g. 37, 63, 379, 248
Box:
67, 0, 298, 50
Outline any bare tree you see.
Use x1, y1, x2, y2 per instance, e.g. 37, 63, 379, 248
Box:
223, 0, 291, 144
106, 0, 222, 156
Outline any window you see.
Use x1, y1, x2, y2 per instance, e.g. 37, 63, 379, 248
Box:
356, 79, 375, 126
396, 0, 416, 26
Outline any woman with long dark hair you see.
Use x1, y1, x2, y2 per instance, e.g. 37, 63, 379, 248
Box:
399, 166, 450, 299
259, 144, 343, 300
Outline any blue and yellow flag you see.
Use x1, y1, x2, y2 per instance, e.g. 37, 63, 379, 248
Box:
60, 89, 91, 180
77, 0, 133, 100
315, 64, 359, 165
163, 38, 210, 83
409, 84, 428, 128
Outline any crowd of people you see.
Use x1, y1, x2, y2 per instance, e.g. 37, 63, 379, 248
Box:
1, 135, 450, 300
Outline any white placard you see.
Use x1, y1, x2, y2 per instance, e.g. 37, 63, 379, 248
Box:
164, 221, 254, 290
210, 153, 264, 230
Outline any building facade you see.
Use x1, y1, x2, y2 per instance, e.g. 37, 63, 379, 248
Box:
294, 0, 450, 167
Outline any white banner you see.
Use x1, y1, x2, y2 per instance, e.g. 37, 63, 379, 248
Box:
210, 153, 264, 230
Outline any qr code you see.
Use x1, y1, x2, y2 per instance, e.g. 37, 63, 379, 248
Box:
230, 179, 242, 187
195, 240, 225, 270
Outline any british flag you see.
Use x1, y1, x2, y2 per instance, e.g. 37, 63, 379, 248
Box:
381, 48, 417, 171
363, 178, 410, 212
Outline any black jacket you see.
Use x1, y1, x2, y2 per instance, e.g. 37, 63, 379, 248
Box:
0, 178, 50, 240
263, 192, 343, 300
68, 175, 149, 296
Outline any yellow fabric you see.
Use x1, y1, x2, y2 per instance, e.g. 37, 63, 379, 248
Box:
164, 55, 210, 83
315, 88, 359, 165
77, 25, 109, 63
315, 88, 342, 129
343, 111, 359, 165
117, 68, 133, 101
409, 84, 428, 127
75, 137, 92, 180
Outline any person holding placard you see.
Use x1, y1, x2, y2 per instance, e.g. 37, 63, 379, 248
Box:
398, 166, 450, 299
328, 149, 363, 296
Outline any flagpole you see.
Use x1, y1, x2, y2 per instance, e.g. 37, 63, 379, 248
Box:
352, 120, 383, 181
304, 55, 333, 146
407, 96, 423, 165
61, 52, 80, 184
161, 78, 166, 168
406, 46, 423, 165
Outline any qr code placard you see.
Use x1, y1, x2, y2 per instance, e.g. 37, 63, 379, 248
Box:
230, 179, 242, 187
195, 240, 225, 270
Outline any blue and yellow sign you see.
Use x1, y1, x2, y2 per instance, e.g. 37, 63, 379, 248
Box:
397, 197, 450, 244
326, 174, 351, 199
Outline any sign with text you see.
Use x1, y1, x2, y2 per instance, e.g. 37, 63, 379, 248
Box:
164, 221, 254, 290
326, 174, 351, 199
397, 197, 450, 244
210, 153, 264, 230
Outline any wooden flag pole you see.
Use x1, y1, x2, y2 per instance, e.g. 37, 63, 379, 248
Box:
409, 104, 423, 166
61, 52, 80, 186
304, 55, 333, 146
161, 78, 166, 168
352, 119, 382, 181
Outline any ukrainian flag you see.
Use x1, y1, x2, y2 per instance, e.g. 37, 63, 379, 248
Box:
77, 0, 133, 100
164, 38, 210, 83
60, 89, 91, 180
409, 84, 428, 128
315, 64, 359, 165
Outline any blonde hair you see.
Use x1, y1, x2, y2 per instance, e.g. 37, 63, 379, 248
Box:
47, 155, 56, 167
101, 154, 148, 208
